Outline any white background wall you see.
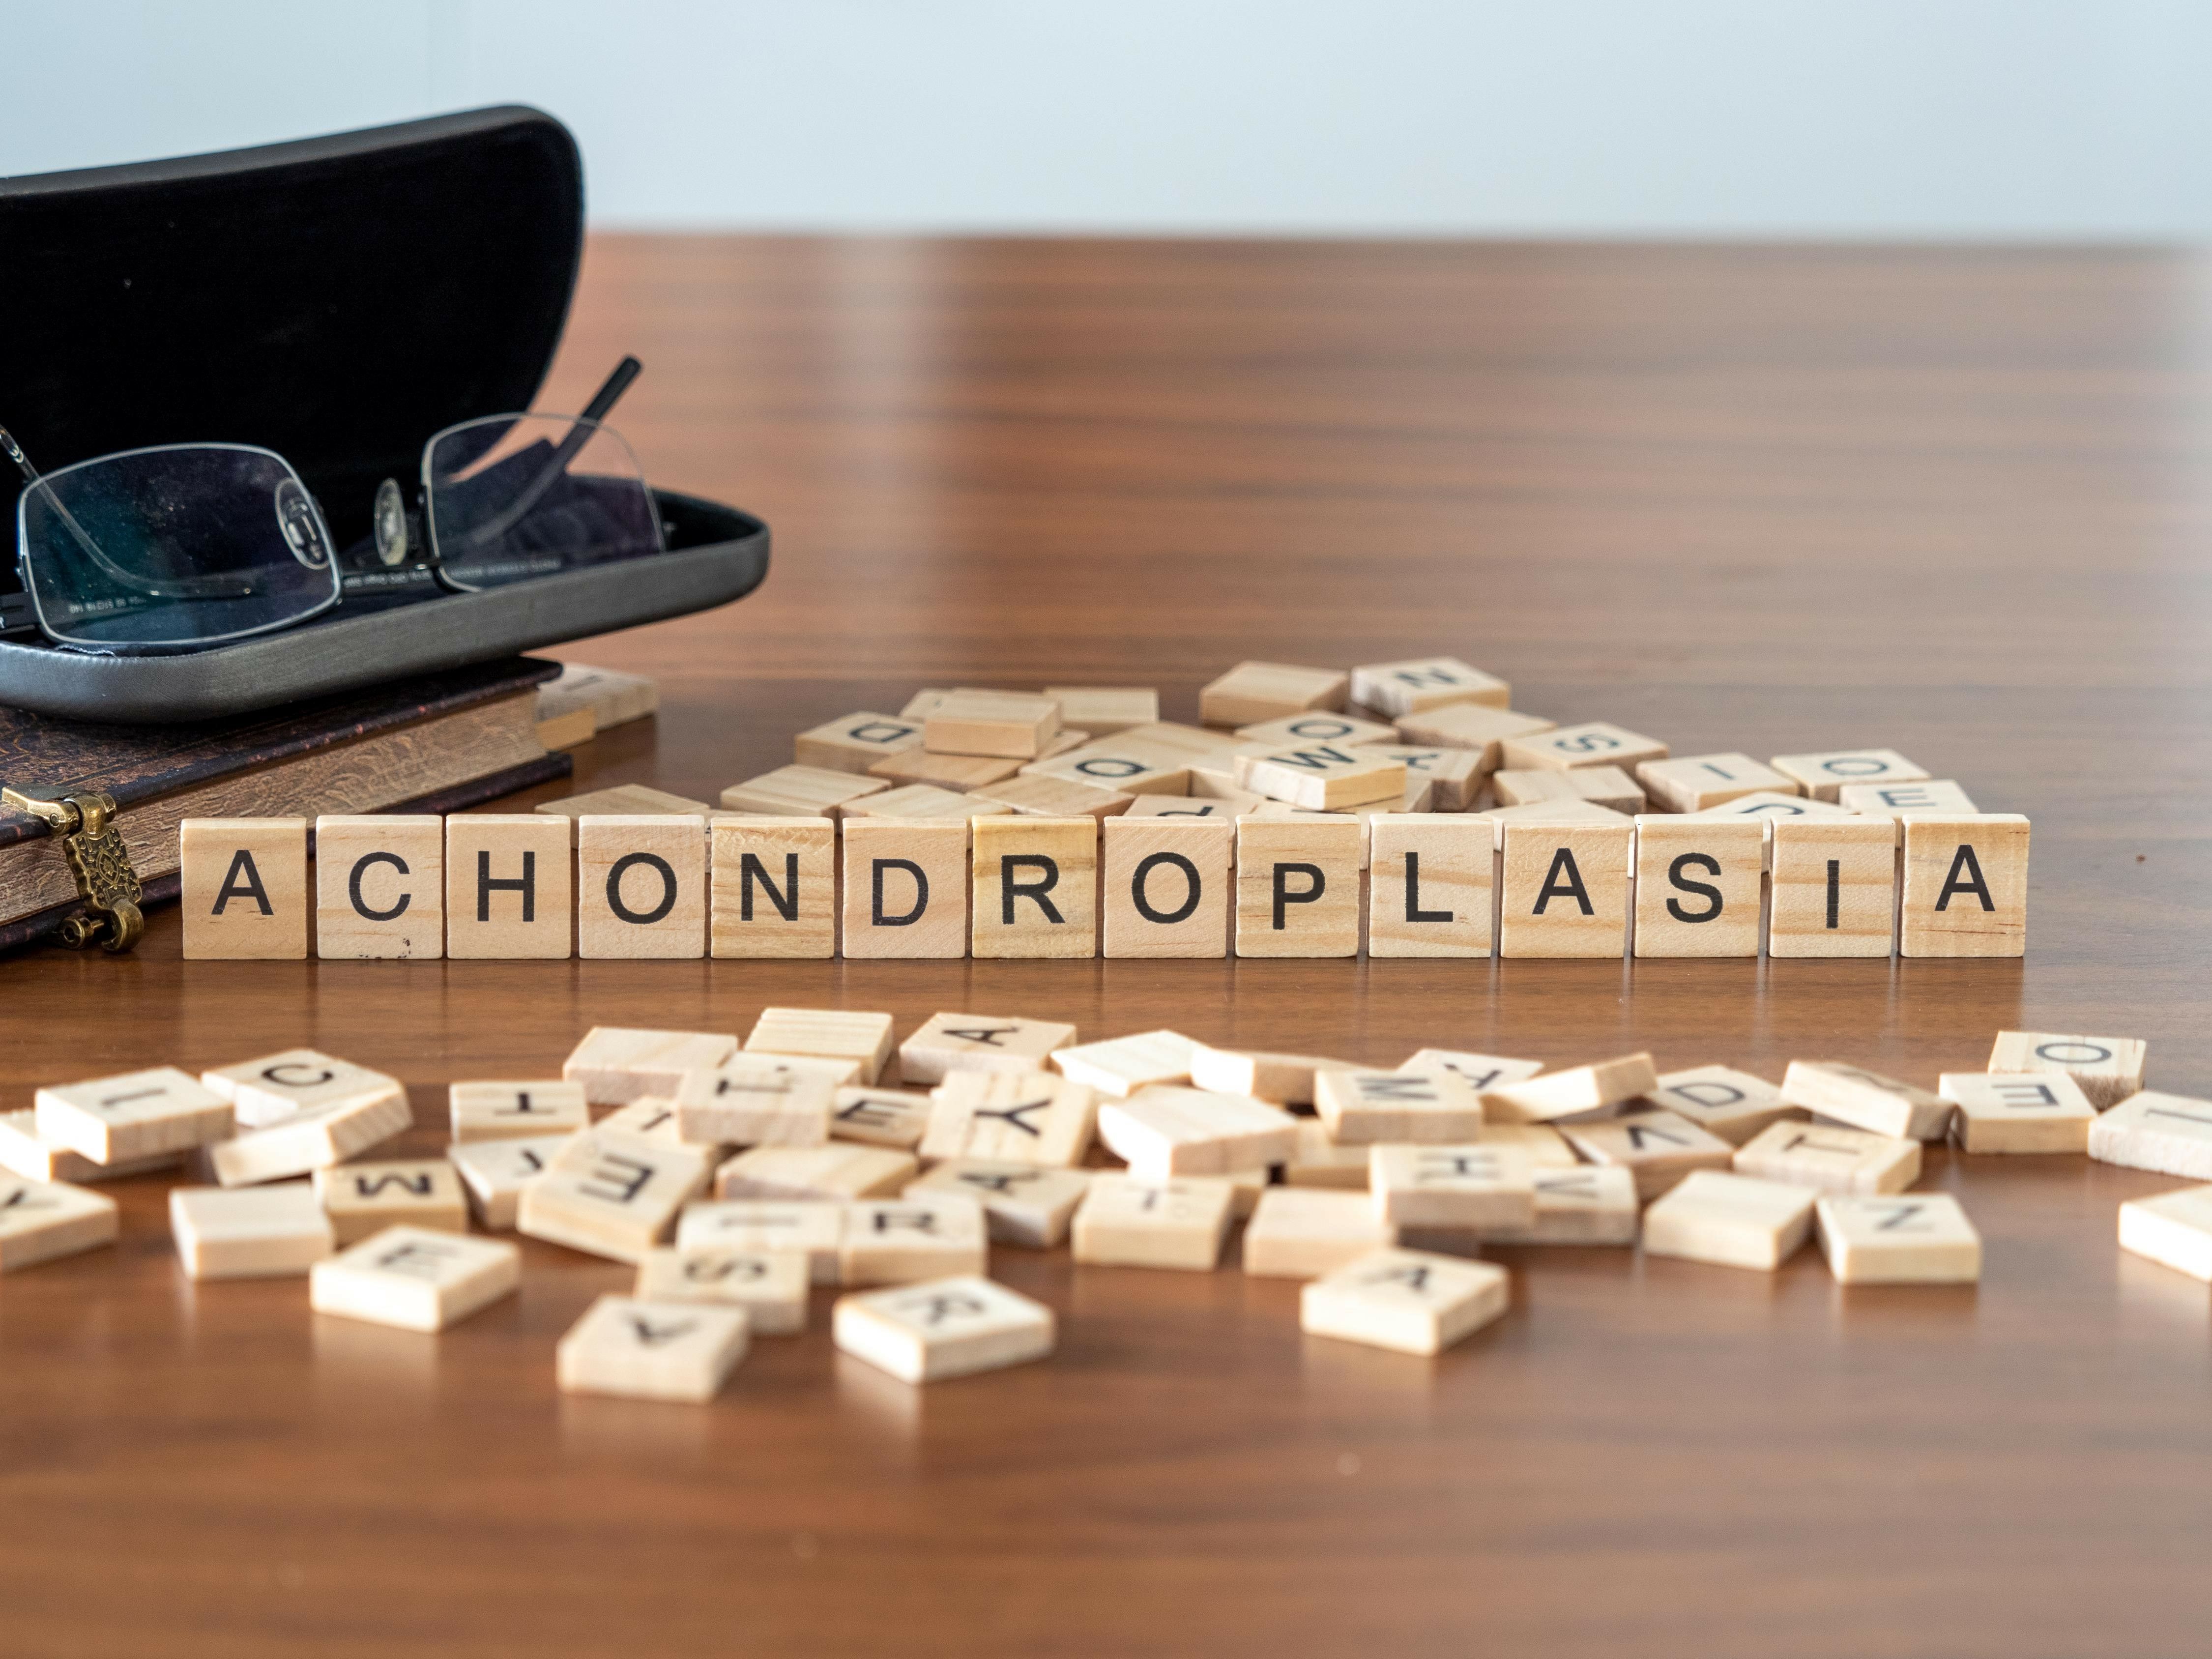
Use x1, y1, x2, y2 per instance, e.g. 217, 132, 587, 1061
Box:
6, 0, 2212, 237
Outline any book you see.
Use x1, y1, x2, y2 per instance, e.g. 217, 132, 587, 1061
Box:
0, 657, 571, 952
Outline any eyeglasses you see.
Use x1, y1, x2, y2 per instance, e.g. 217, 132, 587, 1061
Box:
2, 356, 662, 653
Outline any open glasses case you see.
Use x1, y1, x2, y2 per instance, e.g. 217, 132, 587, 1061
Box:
0, 106, 769, 723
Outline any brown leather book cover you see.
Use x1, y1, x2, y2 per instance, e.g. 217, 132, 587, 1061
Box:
0, 656, 571, 950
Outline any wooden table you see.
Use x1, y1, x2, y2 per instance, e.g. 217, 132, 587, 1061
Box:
3, 237, 2208, 1658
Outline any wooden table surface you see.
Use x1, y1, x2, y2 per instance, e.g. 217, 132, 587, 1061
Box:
4, 236, 2210, 1658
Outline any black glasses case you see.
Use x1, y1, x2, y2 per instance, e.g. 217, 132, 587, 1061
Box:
0, 106, 768, 722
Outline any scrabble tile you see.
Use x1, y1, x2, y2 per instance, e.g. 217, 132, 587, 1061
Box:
1239, 744, 1404, 811
534, 784, 714, 821
1215, 1163, 1273, 1221
1185, 745, 1278, 800
967, 773, 1133, 820
705, 816, 835, 959
839, 1195, 989, 1285
562, 1027, 738, 1107
1354, 745, 1485, 813
970, 815, 1098, 958
1781, 1061, 1953, 1141
1815, 1193, 1982, 1285
312, 1159, 469, 1245
1499, 723, 1669, 774
867, 747, 1027, 790
719, 764, 889, 818
922, 1070, 1097, 1167
170, 1182, 335, 1279
314, 815, 445, 959
1233, 712, 1397, 751
1687, 791, 1859, 825
1096, 1086, 1298, 1179
447, 1133, 576, 1231
1987, 1030, 2146, 1110
596, 1099, 704, 1148
1071, 1174, 1236, 1270
1838, 779, 1979, 817
1767, 817, 1898, 958
544, 662, 658, 728
536, 700, 599, 749
1393, 705, 1557, 773
1770, 748, 1929, 804
1190, 1045, 1354, 1108
1103, 815, 1233, 958
1349, 657, 1511, 719
1498, 821, 1631, 958
1899, 814, 2030, 958
1200, 661, 1349, 728
2117, 1185, 2212, 1282
1644, 1065, 1796, 1146
677, 1199, 846, 1282
181, 816, 308, 959
2089, 1092, 2212, 1179
633, 1244, 809, 1332
207, 1092, 415, 1188
836, 819, 967, 959
834, 1275, 1054, 1382
673, 1055, 848, 1147
556, 1295, 750, 1402
1044, 686, 1159, 736
449, 1080, 588, 1143
1314, 1067, 1485, 1145
1477, 800, 1635, 846
829, 1087, 932, 1149
1235, 815, 1362, 957
1471, 1164, 1639, 1246
739, 1007, 893, 1085
1367, 814, 1493, 958
1242, 1187, 1397, 1278
575, 814, 706, 959
0, 1175, 117, 1272
0, 1111, 177, 1185
906, 1162, 1093, 1249
1370, 1143, 1537, 1229
902, 1013, 1079, 1084
1021, 740, 1192, 797
1052, 1029, 1197, 1097
443, 814, 572, 958
1299, 1248, 1509, 1355
1400, 1049, 1545, 1094
1559, 1109, 1735, 1201
1121, 793, 1250, 820
1284, 1120, 1372, 1189
1490, 765, 1646, 815
35, 1067, 232, 1164
1634, 753, 1799, 814
900, 688, 955, 720
203, 1048, 405, 1130
1116, 721, 1252, 757
795, 711, 927, 774
1474, 1123, 1581, 1167
850, 784, 1007, 821
921, 689, 1061, 758
1643, 1171, 1816, 1271
1631, 817, 1763, 959
310, 1226, 521, 1331
517, 1132, 713, 1263
1939, 1071, 2096, 1153
1480, 1053, 1659, 1125
1731, 1120, 1921, 1194
714, 1144, 919, 1202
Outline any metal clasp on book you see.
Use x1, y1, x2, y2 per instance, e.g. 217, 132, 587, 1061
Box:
0, 784, 144, 953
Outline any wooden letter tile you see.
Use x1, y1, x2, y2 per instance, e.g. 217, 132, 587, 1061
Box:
202, 1048, 404, 1130
851, 784, 1008, 821
1471, 1164, 1639, 1246
206, 1093, 413, 1189
1021, 739, 1191, 798
1392, 706, 1557, 774
1939, 1071, 2095, 1153
516, 1132, 712, 1262
633, 1244, 810, 1332
970, 815, 1098, 958
1634, 753, 1798, 814
709, 817, 837, 959
834, 1274, 1054, 1381
2118, 1185, 2212, 1282
836, 819, 963, 958
1498, 821, 1631, 959
1284, 1120, 1372, 1189
745, 1007, 894, 1083
1731, 1119, 1921, 1194
1499, 723, 1668, 773
905, 1162, 1093, 1249
714, 1145, 918, 1203
312, 1159, 468, 1245
1045, 686, 1159, 735
1349, 657, 1510, 719
839, 1195, 989, 1284
1686, 791, 1857, 826
1239, 744, 1404, 811
449, 1080, 588, 1143
1781, 1060, 1953, 1141
310, 1226, 521, 1330
561, 1026, 737, 1107
922, 1071, 1097, 1167
1122, 793, 1251, 820
794, 711, 926, 774
1103, 815, 1233, 958
1768, 817, 1898, 958
1480, 1053, 1658, 1125
923, 690, 1061, 759
1235, 815, 1362, 957
1314, 1067, 1485, 1144
314, 815, 444, 959
902, 1013, 1078, 1084
1071, 1174, 1236, 1270
448, 1133, 576, 1231
0, 1175, 117, 1272
718, 764, 888, 817
535, 785, 713, 822
1400, 1049, 1544, 1094
443, 814, 572, 959
1051, 1029, 1196, 1096
673, 1056, 847, 1147
1191, 1046, 1356, 1108
1631, 817, 1762, 959
830, 1087, 933, 1149
967, 774, 1132, 820
1491, 764, 1646, 815
1095, 1086, 1297, 1178
1357, 745, 1485, 812
867, 749, 1024, 790
577, 814, 706, 959
678, 1199, 845, 1283
1368, 814, 1493, 958
1815, 1193, 1981, 1284
1641, 1170, 1815, 1270
181, 816, 308, 959
1900, 814, 2029, 958
1559, 1109, 1734, 1201
556, 1294, 749, 1402
1987, 1031, 2145, 1110
170, 1182, 335, 1279
1242, 1187, 1397, 1279
1199, 661, 1349, 728
35, 1067, 232, 1164
1770, 748, 1929, 803
1370, 1143, 1537, 1229
1645, 1065, 1796, 1146
2088, 1092, 2212, 1179
1235, 712, 1398, 750
0, 1112, 176, 1185
1838, 779, 1979, 817
1299, 1248, 1509, 1354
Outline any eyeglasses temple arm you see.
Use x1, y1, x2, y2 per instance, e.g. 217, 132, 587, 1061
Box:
444, 356, 645, 552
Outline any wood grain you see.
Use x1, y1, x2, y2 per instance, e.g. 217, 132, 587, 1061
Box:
2, 234, 2211, 1658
